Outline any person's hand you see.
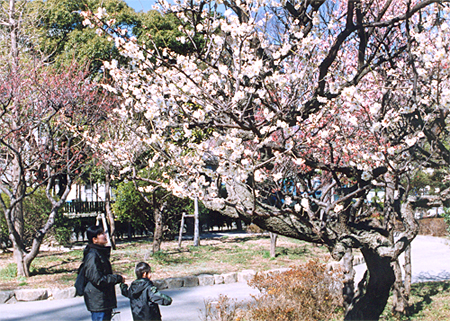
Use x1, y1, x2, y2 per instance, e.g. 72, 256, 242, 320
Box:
121, 275, 126, 283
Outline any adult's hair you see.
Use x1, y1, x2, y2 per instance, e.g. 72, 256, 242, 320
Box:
86, 225, 104, 244
135, 262, 151, 279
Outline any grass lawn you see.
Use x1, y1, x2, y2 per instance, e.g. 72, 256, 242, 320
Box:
381, 280, 450, 320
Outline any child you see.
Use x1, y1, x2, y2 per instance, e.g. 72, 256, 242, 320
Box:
121, 262, 172, 321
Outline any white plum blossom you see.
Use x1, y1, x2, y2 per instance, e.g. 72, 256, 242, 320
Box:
81, 0, 450, 250
361, 171, 372, 181
301, 198, 309, 210
273, 172, 283, 181
95, 7, 108, 19
254, 169, 266, 182
405, 137, 417, 147
284, 196, 293, 206
218, 64, 228, 75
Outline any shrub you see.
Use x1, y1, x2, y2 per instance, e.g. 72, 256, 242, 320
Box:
246, 224, 264, 234
420, 217, 448, 237
0, 187, 73, 247
201, 295, 250, 321
201, 259, 344, 321
442, 208, 450, 236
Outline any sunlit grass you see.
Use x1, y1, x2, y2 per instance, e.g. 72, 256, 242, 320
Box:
381, 281, 450, 321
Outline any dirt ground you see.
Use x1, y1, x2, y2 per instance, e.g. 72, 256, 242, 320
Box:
0, 233, 329, 291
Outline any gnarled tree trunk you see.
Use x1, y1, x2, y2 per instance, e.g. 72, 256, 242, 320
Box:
345, 247, 396, 320
392, 244, 412, 316
341, 248, 355, 311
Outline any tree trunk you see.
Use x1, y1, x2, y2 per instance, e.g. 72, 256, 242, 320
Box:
152, 194, 166, 254
13, 243, 27, 276
391, 257, 408, 316
104, 172, 116, 249
269, 232, 277, 258
11, 201, 25, 276
178, 213, 186, 249
341, 248, 355, 312
236, 219, 242, 231
392, 244, 412, 316
193, 197, 200, 247
152, 206, 163, 253
9, 0, 18, 65
345, 247, 396, 320
404, 244, 412, 299
11, 158, 25, 276
127, 222, 132, 240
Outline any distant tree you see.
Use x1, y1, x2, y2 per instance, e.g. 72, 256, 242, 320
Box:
133, 10, 201, 56
29, 0, 138, 73
113, 181, 154, 231
113, 179, 193, 251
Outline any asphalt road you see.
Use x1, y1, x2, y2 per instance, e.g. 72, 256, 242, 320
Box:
0, 282, 260, 321
354, 235, 450, 283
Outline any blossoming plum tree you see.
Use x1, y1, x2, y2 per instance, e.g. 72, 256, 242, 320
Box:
1, 0, 118, 277
0, 62, 115, 277
86, 1, 450, 319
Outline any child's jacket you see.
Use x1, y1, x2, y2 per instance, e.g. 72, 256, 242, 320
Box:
121, 278, 172, 321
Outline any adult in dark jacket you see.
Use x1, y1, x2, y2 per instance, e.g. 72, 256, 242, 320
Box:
83, 225, 125, 321
121, 262, 172, 321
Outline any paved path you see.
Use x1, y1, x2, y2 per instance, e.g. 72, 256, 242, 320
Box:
354, 235, 450, 283
0, 282, 260, 321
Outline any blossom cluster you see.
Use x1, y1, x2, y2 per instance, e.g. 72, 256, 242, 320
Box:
85, 1, 450, 216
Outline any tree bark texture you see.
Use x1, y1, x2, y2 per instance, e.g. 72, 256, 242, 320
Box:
341, 248, 355, 312
404, 244, 412, 299
178, 213, 186, 248
269, 232, 278, 258
392, 258, 408, 316
9, 0, 18, 65
392, 244, 412, 316
152, 194, 166, 254
193, 197, 200, 247
345, 248, 396, 320
104, 172, 116, 249
152, 207, 163, 253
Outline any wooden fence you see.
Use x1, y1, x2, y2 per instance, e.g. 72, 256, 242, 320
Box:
63, 201, 107, 218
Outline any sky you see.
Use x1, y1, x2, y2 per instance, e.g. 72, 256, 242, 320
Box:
124, 0, 157, 12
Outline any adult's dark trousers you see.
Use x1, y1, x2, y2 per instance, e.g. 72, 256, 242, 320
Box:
91, 309, 112, 321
